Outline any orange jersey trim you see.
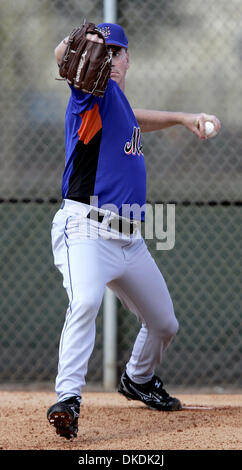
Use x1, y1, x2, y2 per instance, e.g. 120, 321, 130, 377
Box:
78, 103, 102, 145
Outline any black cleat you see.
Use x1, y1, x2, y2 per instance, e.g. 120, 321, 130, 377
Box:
118, 371, 182, 411
47, 396, 80, 439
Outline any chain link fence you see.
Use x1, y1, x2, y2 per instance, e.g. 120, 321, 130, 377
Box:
0, 0, 241, 389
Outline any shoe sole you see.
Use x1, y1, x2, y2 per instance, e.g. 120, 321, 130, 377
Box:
118, 389, 182, 411
47, 410, 77, 439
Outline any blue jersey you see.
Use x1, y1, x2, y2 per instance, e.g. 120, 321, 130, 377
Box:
62, 79, 147, 220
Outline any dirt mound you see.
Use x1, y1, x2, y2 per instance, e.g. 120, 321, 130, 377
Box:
0, 391, 241, 450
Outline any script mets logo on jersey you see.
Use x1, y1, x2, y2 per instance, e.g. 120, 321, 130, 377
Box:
124, 126, 143, 156
98, 26, 111, 39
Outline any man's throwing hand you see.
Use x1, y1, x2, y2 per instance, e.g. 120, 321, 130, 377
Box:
183, 113, 221, 139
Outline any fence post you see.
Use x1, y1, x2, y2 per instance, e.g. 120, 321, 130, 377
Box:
104, 0, 117, 22
103, 287, 118, 390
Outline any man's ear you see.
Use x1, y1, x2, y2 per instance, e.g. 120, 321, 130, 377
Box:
126, 51, 130, 70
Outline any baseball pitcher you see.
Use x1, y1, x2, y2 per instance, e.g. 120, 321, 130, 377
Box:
47, 22, 220, 439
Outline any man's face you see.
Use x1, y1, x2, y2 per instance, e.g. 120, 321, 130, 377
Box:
109, 46, 130, 89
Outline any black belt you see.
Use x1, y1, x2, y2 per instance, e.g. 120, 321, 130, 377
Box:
87, 208, 135, 235
60, 201, 135, 235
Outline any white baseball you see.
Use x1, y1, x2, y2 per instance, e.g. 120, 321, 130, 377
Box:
205, 121, 217, 138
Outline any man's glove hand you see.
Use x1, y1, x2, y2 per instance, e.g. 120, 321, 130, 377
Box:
59, 22, 112, 97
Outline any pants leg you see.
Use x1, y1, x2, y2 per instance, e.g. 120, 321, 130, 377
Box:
51, 209, 124, 401
55, 244, 105, 400
108, 237, 178, 384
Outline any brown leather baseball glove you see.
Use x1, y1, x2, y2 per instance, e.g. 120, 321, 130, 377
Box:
59, 22, 112, 97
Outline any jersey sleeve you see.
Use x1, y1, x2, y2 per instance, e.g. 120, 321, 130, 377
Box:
68, 79, 114, 114
68, 84, 99, 113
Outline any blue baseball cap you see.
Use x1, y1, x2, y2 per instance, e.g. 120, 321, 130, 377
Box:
97, 23, 128, 49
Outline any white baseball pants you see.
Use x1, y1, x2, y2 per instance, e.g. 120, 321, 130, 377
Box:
51, 199, 178, 402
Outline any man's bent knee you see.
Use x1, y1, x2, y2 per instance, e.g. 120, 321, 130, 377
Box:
156, 315, 179, 339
